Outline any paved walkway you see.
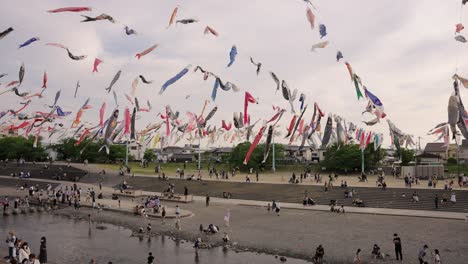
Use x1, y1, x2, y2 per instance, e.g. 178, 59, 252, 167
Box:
70, 162, 468, 191
1, 175, 466, 221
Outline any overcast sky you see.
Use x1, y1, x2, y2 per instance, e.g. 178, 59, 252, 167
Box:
0, 0, 466, 149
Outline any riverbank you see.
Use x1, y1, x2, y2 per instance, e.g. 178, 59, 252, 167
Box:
2, 178, 468, 263
48, 200, 468, 264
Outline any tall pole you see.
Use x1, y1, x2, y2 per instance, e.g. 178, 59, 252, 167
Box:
457, 137, 460, 178
272, 136, 276, 172
198, 137, 201, 171
361, 149, 365, 174
418, 136, 422, 153
125, 141, 129, 167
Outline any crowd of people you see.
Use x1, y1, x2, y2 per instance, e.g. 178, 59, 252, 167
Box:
4, 231, 46, 264
1, 161, 463, 263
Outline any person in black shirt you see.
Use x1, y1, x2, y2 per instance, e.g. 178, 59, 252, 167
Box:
393, 233, 403, 261
147, 252, 154, 264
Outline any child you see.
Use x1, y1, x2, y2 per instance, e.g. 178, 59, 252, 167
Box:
147, 252, 154, 264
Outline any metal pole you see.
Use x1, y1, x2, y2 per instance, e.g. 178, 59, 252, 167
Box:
125, 141, 129, 167
361, 149, 365, 174
457, 138, 460, 178
198, 137, 201, 171
272, 137, 276, 172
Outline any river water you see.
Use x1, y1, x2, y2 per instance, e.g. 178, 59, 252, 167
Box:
1, 213, 309, 264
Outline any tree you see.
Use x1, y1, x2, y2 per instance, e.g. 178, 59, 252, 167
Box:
322, 143, 382, 173
143, 149, 156, 161
400, 148, 415, 166
0, 136, 47, 161
229, 142, 284, 171
447, 157, 457, 166
52, 137, 127, 163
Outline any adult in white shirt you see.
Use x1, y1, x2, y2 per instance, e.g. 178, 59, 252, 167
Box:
450, 193, 457, 204
6, 230, 16, 260
18, 242, 31, 263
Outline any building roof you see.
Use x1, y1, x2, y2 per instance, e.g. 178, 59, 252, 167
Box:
423, 143, 447, 153
170, 153, 195, 160
415, 152, 441, 159
162, 146, 184, 153
209, 147, 233, 154
284, 145, 302, 151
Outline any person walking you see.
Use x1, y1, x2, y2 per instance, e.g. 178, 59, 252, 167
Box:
175, 205, 181, 218
434, 194, 439, 209
161, 206, 166, 224
184, 186, 188, 202
418, 244, 429, 264
224, 209, 231, 227
275, 201, 281, 216
206, 195, 210, 207
147, 252, 155, 264
393, 233, 402, 261
354, 248, 361, 264
39, 236, 47, 264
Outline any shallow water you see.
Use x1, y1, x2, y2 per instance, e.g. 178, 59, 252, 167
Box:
1, 213, 309, 264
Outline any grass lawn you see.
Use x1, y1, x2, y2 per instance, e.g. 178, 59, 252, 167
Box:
446, 165, 468, 176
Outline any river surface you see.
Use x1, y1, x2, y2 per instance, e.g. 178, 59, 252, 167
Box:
1, 213, 309, 264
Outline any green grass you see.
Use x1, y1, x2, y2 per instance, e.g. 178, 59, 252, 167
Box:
446, 165, 468, 175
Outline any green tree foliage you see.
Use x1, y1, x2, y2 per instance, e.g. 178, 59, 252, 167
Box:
0, 136, 47, 161
399, 148, 415, 166
322, 143, 382, 172
447, 157, 457, 166
229, 142, 284, 171
143, 149, 156, 161
52, 137, 126, 163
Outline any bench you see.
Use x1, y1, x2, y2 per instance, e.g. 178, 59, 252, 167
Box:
114, 189, 143, 198
159, 193, 193, 203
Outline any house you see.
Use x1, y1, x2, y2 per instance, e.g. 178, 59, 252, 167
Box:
151, 145, 198, 163
207, 147, 233, 162
447, 144, 458, 160
128, 142, 145, 161
169, 153, 195, 162
184, 144, 199, 153
423, 143, 448, 161
283, 145, 313, 162
414, 152, 443, 165
459, 140, 468, 164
